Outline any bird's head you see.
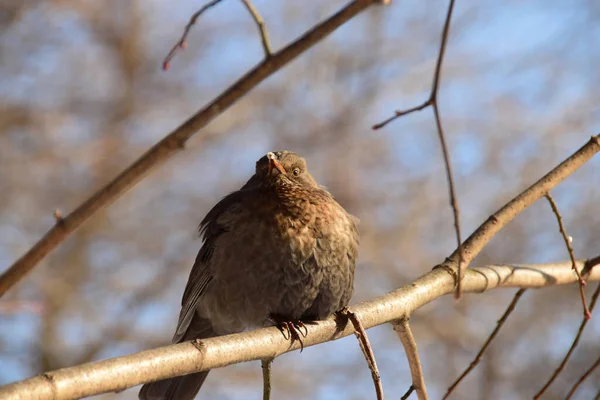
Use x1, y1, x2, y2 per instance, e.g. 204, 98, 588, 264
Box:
253, 151, 318, 188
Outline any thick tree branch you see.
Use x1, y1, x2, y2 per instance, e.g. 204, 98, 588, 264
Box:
1, 261, 598, 400
0, 0, 381, 298
440, 134, 600, 275
2, 133, 599, 398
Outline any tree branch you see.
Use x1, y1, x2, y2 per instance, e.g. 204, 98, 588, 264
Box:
342, 309, 384, 400
564, 355, 600, 400
261, 358, 272, 400
240, 0, 272, 58
545, 192, 590, 319
442, 289, 527, 399
534, 282, 600, 399
394, 318, 429, 400
372, 0, 466, 298
0, 0, 381, 298
1, 261, 598, 400
162, 0, 226, 70
440, 134, 600, 274
2, 132, 599, 398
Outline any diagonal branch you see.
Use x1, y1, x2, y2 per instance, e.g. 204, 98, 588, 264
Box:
534, 282, 600, 399
2, 131, 598, 398
372, 0, 466, 298
394, 318, 429, 400
564, 355, 600, 400
442, 289, 527, 399
440, 134, 600, 274
0, 0, 382, 298
342, 309, 384, 400
545, 192, 590, 319
1, 261, 598, 400
240, 0, 272, 58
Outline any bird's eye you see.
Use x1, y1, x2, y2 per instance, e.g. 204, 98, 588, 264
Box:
292, 168, 300, 177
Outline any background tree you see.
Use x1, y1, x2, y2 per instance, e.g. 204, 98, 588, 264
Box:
0, 1, 599, 399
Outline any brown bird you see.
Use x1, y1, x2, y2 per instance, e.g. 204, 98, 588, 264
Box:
139, 151, 359, 400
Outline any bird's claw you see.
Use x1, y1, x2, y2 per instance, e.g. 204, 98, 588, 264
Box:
270, 315, 308, 351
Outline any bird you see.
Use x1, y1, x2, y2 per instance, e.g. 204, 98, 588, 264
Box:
139, 151, 359, 400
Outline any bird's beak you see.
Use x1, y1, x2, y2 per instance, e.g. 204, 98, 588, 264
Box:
267, 153, 287, 176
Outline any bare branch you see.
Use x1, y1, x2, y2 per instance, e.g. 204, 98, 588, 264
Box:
441, 135, 600, 275
1, 261, 598, 400
341, 308, 384, 400
2, 131, 599, 398
163, 0, 226, 71
534, 282, 600, 399
372, 0, 456, 129
564, 355, 600, 400
442, 289, 527, 399
240, 0, 272, 58
394, 318, 429, 400
371, 102, 430, 130
432, 102, 464, 299
545, 192, 590, 318
261, 359, 272, 400
0, 0, 382, 298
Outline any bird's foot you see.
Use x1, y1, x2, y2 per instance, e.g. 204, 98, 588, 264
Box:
269, 314, 308, 352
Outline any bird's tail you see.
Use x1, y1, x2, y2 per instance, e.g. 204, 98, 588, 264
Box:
139, 316, 217, 400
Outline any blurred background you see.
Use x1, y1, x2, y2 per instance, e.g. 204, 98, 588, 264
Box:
1, 0, 599, 399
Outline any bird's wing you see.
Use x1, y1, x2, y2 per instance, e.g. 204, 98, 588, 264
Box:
172, 189, 250, 343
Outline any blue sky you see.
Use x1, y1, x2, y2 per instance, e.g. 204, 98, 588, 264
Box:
1, 1, 599, 399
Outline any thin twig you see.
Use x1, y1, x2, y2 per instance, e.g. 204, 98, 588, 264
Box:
162, 0, 226, 70
432, 102, 464, 299
371, 102, 430, 129
583, 255, 600, 276
394, 318, 429, 400
443, 289, 527, 399
401, 385, 415, 400
0, 0, 381, 298
534, 282, 600, 399
372, 0, 465, 299
261, 358, 272, 400
564, 355, 600, 400
372, 0, 456, 130
545, 193, 590, 319
341, 308, 384, 400
240, 0, 272, 58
